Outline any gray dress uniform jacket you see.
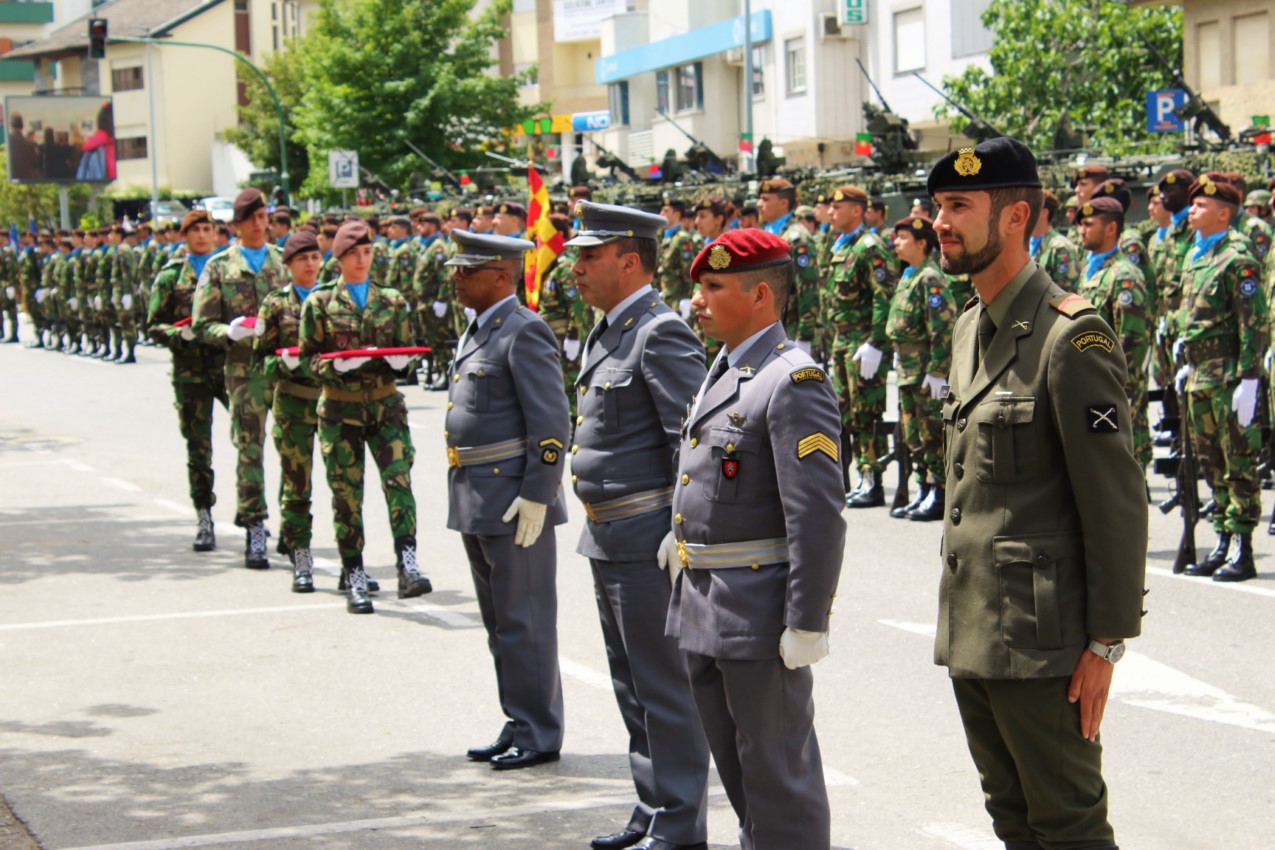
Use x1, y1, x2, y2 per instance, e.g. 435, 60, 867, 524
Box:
573, 290, 707, 560
446, 298, 570, 534
938, 267, 1147, 680
667, 322, 846, 658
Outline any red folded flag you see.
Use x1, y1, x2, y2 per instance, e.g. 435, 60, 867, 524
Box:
173, 317, 193, 327
318, 346, 432, 359
238, 316, 258, 328
276, 346, 299, 356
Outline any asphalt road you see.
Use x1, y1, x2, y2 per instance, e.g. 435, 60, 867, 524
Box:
1, 326, 1273, 850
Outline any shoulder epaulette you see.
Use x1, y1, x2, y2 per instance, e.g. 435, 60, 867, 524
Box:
961, 296, 980, 313
1049, 293, 1096, 317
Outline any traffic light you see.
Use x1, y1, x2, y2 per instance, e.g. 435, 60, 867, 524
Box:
88, 18, 108, 60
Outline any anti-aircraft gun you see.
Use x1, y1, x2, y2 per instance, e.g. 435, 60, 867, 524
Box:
913, 72, 1004, 144
1139, 34, 1232, 149
657, 109, 732, 175
856, 59, 918, 170
588, 135, 641, 181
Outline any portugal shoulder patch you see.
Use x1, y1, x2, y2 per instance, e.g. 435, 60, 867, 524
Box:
1071, 330, 1115, 353
790, 367, 826, 384
797, 432, 839, 462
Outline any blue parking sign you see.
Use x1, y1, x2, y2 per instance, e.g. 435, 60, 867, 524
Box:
1148, 89, 1188, 133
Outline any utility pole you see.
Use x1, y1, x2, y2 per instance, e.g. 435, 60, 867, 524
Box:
742, 0, 754, 175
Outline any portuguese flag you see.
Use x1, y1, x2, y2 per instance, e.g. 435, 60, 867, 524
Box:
855, 132, 873, 157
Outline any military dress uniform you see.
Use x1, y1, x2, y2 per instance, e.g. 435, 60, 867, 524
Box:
444, 232, 570, 762
567, 202, 711, 848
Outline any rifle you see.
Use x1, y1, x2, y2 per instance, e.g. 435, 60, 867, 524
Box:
655, 110, 731, 174
876, 418, 913, 513
404, 140, 464, 189
587, 135, 641, 181
912, 73, 1003, 143
1139, 34, 1232, 145
1153, 386, 1198, 573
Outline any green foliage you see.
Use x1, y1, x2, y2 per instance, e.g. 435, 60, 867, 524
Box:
224, 46, 310, 195
936, 0, 1184, 155
0, 145, 95, 227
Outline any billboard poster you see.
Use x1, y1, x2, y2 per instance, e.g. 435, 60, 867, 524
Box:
5, 95, 117, 184
553, 0, 626, 42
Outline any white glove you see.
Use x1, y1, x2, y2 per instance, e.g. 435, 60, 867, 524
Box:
1173, 337, 1185, 362
121, 293, 133, 310
384, 354, 414, 371
1175, 364, 1192, 392
280, 351, 301, 370
332, 355, 371, 373
655, 530, 682, 587
66, 297, 78, 312
794, 340, 812, 355
921, 373, 946, 400
678, 298, 692, 319
501, 496, 548, 548
1233, 377, 1260, 427
432, 300, 447, 318
93, 295, 103, 310
226, 316, 255, 341
851, 341, 883, 379
463, 306, 477, 323
893, 352, 901, 371
779, 628, 830, 670
5, 286, 14, 299
33, 288, 45, 303
563, 338, 581, 361
1157, 316, 1167, 346
1265, 349, 1273, 373
180, 327, 196, 342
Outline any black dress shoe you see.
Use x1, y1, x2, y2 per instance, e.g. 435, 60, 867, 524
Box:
591, 829, 645, 850
490, 747, 559, 770
632, 839, 707, 850
467, 727, 515, 761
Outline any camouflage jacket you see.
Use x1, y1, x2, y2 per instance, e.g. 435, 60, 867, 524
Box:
1078, 250, 1151, 395
885, 254, 956, 384
815, 225, 834, 279
148, 255, 227, 383
946, 273, 975, 311
0, 245, 17, 289
371, 238, 389, 287
1176, 229, 1267, 391
76, 249, 102, 301
320, 253, 341, 285
385, 239, 419, 302
655, 226, 698, 308
110, 243, 139, 301
825, 227, 898, 348
537, 249, 595, 343
255, 284, 319, 387
1034, 228, 1080, 292
1238, 211, 1273, 274
191, 242, 286, 376
1119, 227, 1157, 309
781, 221, 822, 342
1157, 213, 1197, 319
95, 244, 117, 298
18, 248, 41, 291
411, 237, 450, 305
298, 280, 412, 395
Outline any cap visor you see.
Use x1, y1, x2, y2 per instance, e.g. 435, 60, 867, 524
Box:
445, 253, 499, 267
564, 233, 619, 247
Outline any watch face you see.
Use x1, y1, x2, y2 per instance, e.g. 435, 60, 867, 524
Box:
1108, 643, 1126, 663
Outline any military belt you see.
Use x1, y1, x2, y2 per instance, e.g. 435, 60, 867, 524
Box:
276, 379, 321, 401
447, 437, 527, 469
583, 486, 674, 524
891, 341, 926, 356
676, 536, 790, 570
321, 380, 397, 404
1184, 336, 1238, 365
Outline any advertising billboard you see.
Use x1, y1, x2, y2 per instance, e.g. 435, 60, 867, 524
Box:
553, 0, 626, 43
5, 95, 117, 184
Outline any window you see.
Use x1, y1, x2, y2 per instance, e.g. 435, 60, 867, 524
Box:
656, 69, 670, 114
515, 62, 538, 88
894, 7, 926, 73
111, 66, 143, 92
785, 37, 805, 95
117, 137, 148, 160
609, 81, 630, 126
951, 0, 993, 58
1197, 21, 1221, 90
1234, 13, 1269, 85
675, 62, 702, 112
751, 45, 765, 98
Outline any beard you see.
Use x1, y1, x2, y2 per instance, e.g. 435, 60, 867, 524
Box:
940, 226, 1003, 276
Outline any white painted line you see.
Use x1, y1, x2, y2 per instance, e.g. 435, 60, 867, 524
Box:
152, 498, 190, 517
824, 767, 859, 788
879, 619, 937, 637
58, 791, 640, 850
1114, 651, 1275, 734
391, 598, 480, 628
1146, 565, 1275, 599
0, 603, 342, 632
63, 459, 95, 472
920, 822, 1002, 850
558, 655, 614, 691
0, 515, 173, 528
102, 477, 142, 493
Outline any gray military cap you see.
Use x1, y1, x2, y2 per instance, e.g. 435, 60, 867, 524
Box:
565, 200, 668, 247
445, 230, 535, 267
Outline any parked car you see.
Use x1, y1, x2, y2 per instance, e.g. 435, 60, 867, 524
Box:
197, 196, 235, 223
150, 199, 189, 222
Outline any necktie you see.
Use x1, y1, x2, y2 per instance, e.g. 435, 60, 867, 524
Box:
706, 354, 730, 389
976, 308, 995, 364
587, 317, 609, 352
458, 320, 477, 354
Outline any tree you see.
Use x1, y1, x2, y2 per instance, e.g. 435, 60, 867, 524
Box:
936, 0, 1183, 155
223, 47, 310, 193
0, 146, 95, 228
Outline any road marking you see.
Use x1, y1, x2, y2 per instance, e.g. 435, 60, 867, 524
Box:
102, 477, 142, 493
1146, 565, 1275, 599
558, 656, 613, 691
392, 598, 479, 628
920, 822, 1002, 849
0, 515, 173, 528
824, 767, 859, 788
152, 498, 190, 516
63, 459, 95, 472
0, 603, 342, 632
0, 459, 63, 468
879, 618, 937, 637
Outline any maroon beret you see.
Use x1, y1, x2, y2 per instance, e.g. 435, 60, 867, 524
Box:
1188, 177, 1242, 206
495, 201, 526, 219
180, 210, 214, 234
332, 219, 372, 258
894, 215, 936, 237
690, 228, 791, 283
1078, 197, 1125, 218
1157, 169, 1195, 190
1095, 178, 1132, 212
233, 188, 266, 222
281, 231, 321, 264
1071, 164, 1110, 186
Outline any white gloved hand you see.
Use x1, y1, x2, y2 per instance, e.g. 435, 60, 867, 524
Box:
678, 298, 692, 319
1156, 316, 1167, 346
93, 295, 103, 311
893, 352, 901, 371
779, 628, 830, 670
1173, 337, 1185, 362
501, 496, 548, 548
563, 338, 581, 361
794, 340, 812, 355
1266, 349, 1273, 373
226, 316, 255, 341
1175, 364, 1192, 392
5, 286, 14, 299
384, 354, 414, 371
121, 293, 133, 310
180, 327, 196, 342
33, 288, 45, 303
921, 373, 947, 400
463, 306, 477, 323
1233, 377, 1260, 427
655, 530, 682, 586
851, 341, 884, 379
332, 355, 371, 372
432, 300, 447, 318
280, 351, 301, 370
66, 297, 78, 312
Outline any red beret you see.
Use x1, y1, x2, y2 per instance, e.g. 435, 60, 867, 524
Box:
690, 228, 791, 283
1188, 177, 1242, 206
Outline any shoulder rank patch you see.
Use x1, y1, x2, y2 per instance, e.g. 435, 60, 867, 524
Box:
790, 367, 826, 384
1071, 330, 1115, 353
539, 437, 564, 465
797, 432, 839, 462
1050, 293, 1095, 317
1086, 404, 1119, 433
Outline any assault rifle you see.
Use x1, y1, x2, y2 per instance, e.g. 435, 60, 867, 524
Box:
404, 140, 464, 190
876, 419, 914, 514
1152, 386, 1198, 573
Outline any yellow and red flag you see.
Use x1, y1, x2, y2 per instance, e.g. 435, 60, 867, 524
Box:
524, 166, 564, 311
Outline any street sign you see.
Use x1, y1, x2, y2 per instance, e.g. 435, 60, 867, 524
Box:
1147, 89, 1187, 133
571, 111, 611, 132
328, 150, 359, 188
839, 0, 868, 25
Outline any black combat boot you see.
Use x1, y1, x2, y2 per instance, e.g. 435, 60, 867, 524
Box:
118, 342, 136, 364
1183, 531, 1231, 577
337, 564, 379, 592
290, 546, 315, 593
891, 482, 929, 519
244, 522, 269, 569
908, 485, 946, 522
395, 538, 433, 598
1213, 532, 1257, 582
193, 507, 216, 552
847, 471, 884, 508
342, 557, 374, 614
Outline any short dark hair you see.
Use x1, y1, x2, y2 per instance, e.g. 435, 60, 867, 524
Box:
451, 208, 473, 226
613, 237, 658, 274
1084, 210, 1125, 235
868, 200, 887, 214
988, 186, 1044, 248
738, 260, 794, 317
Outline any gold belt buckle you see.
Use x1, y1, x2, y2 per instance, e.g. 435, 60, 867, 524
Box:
447, 446, 461, 468
676, 539, 689, 569
584, 503, 599, 522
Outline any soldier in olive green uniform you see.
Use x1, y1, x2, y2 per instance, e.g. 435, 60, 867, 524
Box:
77, 232, 106, 356
1093, 179, 1158, 307
58, 232, 85, 353
0, 232, 18, 343
1153, 169, 1198, 417
886, 215, 955, 522
757, 178, 822, 354
1030, 191, 1081, 292
1077, 198, 1152, 472
18, 236, 46, 346
655, 198, 698, 320
299, 219, 432, 613
932, 138, 1146, 850
1174, 177, 1268, 583
96, 227, 124, 359
192, 189, 286, 569
411, 212, 454, 383
111, 232, 141, 363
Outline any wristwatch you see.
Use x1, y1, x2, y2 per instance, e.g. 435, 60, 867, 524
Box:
1087, 639, 1125, 664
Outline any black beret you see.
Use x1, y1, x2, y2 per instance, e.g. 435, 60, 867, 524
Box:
332, 220, 373, 258
927, 137, 1042, 196
281, 231, 321, 264
232, 188, 266, 222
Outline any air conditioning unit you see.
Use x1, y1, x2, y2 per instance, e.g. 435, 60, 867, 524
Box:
820, 13, 847, 40
725, 47, 744, 66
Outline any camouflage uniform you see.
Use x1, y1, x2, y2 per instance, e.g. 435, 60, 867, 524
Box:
371, 238, 390, 287
149, 255, 229, 510
1177, 230, 1268, 534
299, 281, 417, 561
886, 255, 955, 485
1033, 228, 1081, 292
1238, 211, 1273, 276
256, 285, 322, 550
96, 243, 121, 354
57, 248, 83, 349
321, 253, 341, 284
0, 243, 18, 341
386, 238, 420, 338
111, 242, 141, 352
826, 226, 899, 473
536, 248, 596, 411
1119, 228, 1157, 319
18, 247, 42, 338
40, 250, 65, 345
946, 273, 975, 312
780, 220, 823, 350
191, 243, 286, 528
655, 225, 698, 317
77, 246, 105, 352
1079, 250, 1152, 469
412, 235, 455, 343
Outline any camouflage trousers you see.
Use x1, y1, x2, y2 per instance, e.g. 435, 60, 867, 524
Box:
226, 370, 276, 528
172, 377, 228, 509
563, 356, 583, 418
112, 293, 138, 347
1128, 377, 1151, 471
831, 334, 887, 473
1187, 385, 1263, 534
898, 383, 945, 486
318, 392, 416, 560
271, 389, 320, 550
